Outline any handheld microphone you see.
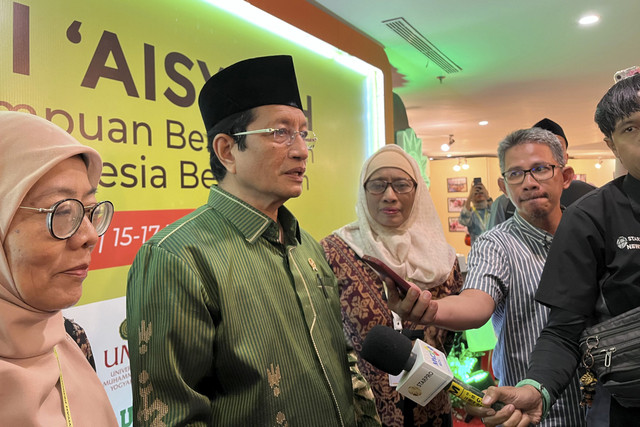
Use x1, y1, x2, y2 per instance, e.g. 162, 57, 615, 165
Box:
361, 325, 504, 410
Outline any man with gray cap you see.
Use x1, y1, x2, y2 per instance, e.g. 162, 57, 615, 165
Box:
126, 55, 380, 426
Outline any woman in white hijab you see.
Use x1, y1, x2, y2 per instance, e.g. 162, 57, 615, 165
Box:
321, 144, 461, 427
0, 111, 118, 426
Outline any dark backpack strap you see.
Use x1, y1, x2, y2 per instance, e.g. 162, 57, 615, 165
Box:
505, 200, 516, 220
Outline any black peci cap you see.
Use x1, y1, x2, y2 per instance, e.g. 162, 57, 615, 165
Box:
198, 55, 303, 133
532, 118, 568, 147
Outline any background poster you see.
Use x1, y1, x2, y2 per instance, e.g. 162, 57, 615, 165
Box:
2, 0, 382, 422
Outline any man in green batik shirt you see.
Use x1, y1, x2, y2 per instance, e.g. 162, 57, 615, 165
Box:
126, 55, 381, 426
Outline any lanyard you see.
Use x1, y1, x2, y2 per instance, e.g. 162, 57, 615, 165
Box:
472, 207, 490, 232
53, 346, 74, 427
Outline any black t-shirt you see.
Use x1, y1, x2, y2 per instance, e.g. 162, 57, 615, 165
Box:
536, 174, 640, 318
560, 179, 596, 207
527, 174, 640, 422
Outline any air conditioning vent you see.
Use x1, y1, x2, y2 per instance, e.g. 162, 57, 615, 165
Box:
383, 17, 462, 74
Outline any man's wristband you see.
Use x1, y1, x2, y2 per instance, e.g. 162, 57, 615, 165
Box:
516, 379, 550, 420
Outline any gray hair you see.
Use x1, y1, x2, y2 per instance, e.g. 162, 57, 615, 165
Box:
497, 128, 565, 172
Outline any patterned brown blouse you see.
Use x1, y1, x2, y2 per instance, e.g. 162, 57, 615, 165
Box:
64, 317, 97, 371
321, 234, 463, 427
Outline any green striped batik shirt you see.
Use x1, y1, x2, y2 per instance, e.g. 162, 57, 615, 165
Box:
126, 185, 360, 426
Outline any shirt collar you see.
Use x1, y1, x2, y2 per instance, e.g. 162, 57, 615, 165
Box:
512, 210, 554, 248
207, 185, 301, 245
623, 173, 640, 215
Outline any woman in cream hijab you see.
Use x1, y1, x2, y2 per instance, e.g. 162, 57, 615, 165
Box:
321, 144, 462, 427
0, 111, 118, 426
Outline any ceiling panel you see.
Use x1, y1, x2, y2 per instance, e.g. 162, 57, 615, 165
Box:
309, 0, 639, 158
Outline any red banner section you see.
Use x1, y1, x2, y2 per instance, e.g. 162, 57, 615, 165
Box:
91, 209, 194, 270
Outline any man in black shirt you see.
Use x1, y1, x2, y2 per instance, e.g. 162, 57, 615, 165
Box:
479, 75, 640, 426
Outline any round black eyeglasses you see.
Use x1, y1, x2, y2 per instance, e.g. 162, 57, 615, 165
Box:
19, 199, 114, 240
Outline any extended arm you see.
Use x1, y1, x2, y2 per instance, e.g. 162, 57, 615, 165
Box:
387, 286, 495, 331
388, 231, 506, 330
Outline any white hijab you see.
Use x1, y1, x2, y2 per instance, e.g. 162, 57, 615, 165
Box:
0, 112, 117, 426
335, 145, 455, 289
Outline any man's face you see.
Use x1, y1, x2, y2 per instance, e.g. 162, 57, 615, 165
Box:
605, 110, 640, 180
499, 143, 569, 224
230, 104, 309, 213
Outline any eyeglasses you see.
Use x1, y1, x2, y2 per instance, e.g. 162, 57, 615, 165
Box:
501, 164, 558, 185
19, 199, 114, 240
232, 128, 317, 149
364, 179, 416, 195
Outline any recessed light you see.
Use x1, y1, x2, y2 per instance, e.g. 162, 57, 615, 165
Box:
579, 14, 600, 25
479, 120, 489, 126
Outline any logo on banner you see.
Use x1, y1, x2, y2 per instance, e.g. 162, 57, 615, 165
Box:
103, 318, 130, 391
120, 319, 128, 340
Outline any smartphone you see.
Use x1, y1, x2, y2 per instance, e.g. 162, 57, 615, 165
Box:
362, 255, 414, 296
473, 177, 482, 186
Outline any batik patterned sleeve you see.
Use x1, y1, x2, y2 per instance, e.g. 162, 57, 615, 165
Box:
126, 243, 215, 427
64, 317, 97, 371
348, 349, 382, 426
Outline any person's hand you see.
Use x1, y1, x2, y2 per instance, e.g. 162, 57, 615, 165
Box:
463, 401, 516, 427
384, 277, 438, 323
468, 183, 478, 198
474, 183, 488, 197
479, 385, 543, 426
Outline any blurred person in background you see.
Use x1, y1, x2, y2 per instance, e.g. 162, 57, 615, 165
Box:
459, 181, 492, 245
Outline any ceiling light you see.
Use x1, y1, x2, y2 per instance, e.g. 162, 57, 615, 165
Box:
453, 158, 469, 171
478, 121, 489, 126
579, 15, 600, 25
441, 134, 455, 152
595, 157, 603, 169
